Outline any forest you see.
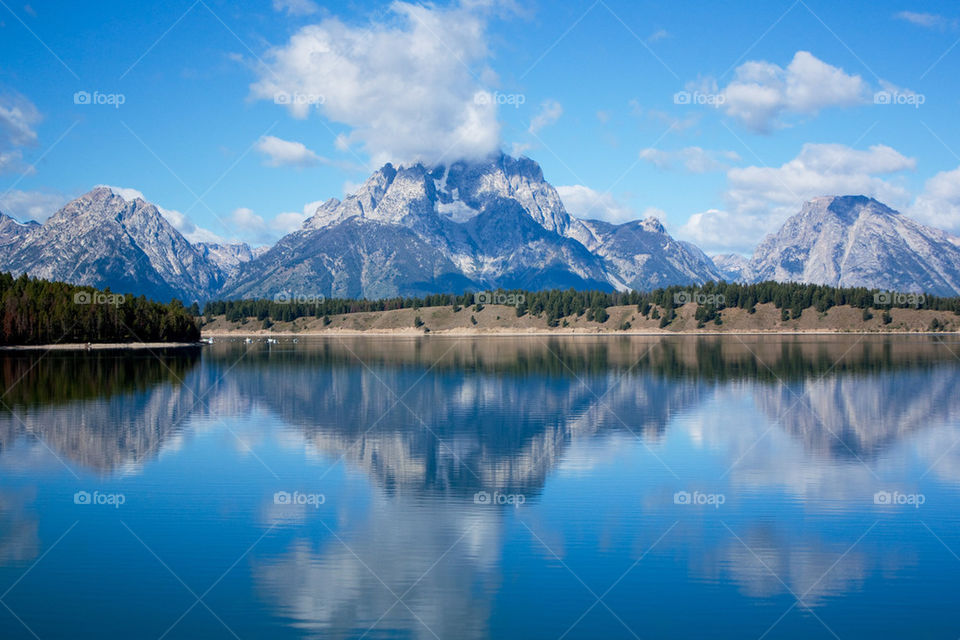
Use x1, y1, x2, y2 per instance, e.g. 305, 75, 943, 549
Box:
1, 272, 201, 345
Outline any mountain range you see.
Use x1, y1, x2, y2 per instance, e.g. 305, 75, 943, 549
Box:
1, 154, 959, 301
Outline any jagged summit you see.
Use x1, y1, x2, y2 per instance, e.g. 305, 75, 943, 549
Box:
224, 153, 721, 299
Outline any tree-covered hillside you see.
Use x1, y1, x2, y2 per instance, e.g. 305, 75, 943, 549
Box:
1, 272, 200, 345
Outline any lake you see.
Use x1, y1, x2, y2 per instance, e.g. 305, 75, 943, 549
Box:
1, 335, 959, 639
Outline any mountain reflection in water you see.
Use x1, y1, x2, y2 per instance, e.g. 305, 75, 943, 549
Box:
1, 335, 959, 639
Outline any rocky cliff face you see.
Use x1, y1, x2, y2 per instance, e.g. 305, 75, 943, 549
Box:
0, 187, 223, 301
0, 212, 39, 259
223, 153, 720, 299
195, 241, 262, 279
746, 196, 960, 295
711, 253, 751, 282
573, 216, 724, 290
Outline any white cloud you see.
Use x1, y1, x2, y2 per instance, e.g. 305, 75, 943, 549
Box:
251, 0, 501, 167
719, 51, 870, 132
272, 0, 319, 16
528, 99, 562, 134
0, 90, 41, 174
556, 185, 636, 224
104, 185, 147, 202
726, 143, 914, 215
639, 146, 740, 173
677, 143, 916, 253
678, 209, 774, 254
228, 204, 314, 244
895, 11, 956, 29
911, 166, 960, 233
0, 189, 68, 222
256, 135, 321, 167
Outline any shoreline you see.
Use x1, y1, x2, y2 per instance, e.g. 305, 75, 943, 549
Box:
200, 328, 959, 338
3, 331, 956, 349
0, 341, 204, 351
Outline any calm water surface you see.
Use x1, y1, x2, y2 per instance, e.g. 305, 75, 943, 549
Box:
1, 335, 959, 639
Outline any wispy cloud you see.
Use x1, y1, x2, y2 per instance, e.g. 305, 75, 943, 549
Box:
895, 11, 957, 30
639, 147, 740, 173
272, 0, 319, 17
528, 100, 562, 134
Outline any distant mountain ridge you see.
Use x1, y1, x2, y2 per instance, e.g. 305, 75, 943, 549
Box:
2, 159, 960, 301
715, 196, 960, 297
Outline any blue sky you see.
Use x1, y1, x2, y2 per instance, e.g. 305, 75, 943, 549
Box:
1, 0, 959, 253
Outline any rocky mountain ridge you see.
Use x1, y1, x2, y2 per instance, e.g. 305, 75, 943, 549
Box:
2, 160, 959, 301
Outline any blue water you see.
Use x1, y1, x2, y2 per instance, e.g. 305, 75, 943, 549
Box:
1, 335, 959, 638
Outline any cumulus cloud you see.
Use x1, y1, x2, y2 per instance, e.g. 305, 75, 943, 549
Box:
528, 100, 562, 134
256, 135, 321, 167
228, 203, 315, 244
556, 185, 636, 224
726, 143, 914, 215
677, 143, 916, 253
251, 0, 501, 167
678, 209, 777, 254
718, 51, 870, 132
0, 90, 41, 174
0, 189, 68, 222
910, 166, 960, 233
639, 146, 740, 173
272, 0, 319, 16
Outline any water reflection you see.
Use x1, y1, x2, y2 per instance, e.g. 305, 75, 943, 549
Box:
1, 336, 959, 638
256, 497, 500, 640
0, 349, 201, 472
2, 336, 956, 479
0, 488, 37, 566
